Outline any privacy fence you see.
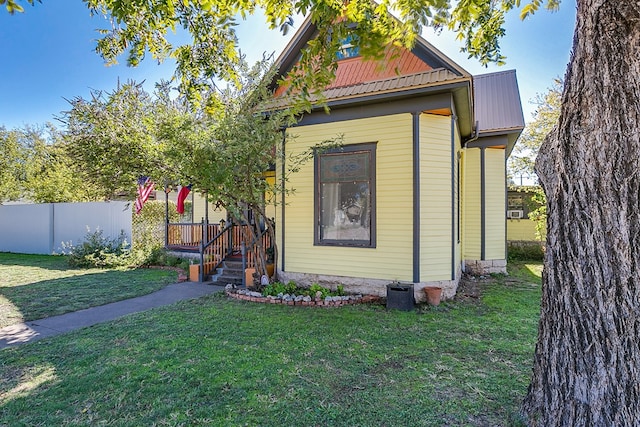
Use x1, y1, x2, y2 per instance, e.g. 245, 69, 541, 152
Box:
0, 202, 132, 255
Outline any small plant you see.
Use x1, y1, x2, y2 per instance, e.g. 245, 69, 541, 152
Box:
308, 283, 330, 299
262, 281, 298, 297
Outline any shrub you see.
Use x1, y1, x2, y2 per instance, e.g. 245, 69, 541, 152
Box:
65, 229, 132, 268
507, 242, 545, 261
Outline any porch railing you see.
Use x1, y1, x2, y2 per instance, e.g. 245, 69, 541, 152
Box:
167, 220, 272, 284
167, 222, 220, 249
200, 223, 233, 281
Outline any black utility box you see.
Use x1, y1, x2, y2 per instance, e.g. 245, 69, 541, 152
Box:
386, 283, 414, 311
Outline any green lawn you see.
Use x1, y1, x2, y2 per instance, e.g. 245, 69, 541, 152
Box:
0, 259, 542, 426
0, 253, 179, 328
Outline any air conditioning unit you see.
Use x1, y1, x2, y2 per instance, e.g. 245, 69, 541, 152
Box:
507, 210, 524, 219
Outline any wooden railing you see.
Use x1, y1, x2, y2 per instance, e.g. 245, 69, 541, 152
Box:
167, 223, 220, 249
166, 221, 273, 283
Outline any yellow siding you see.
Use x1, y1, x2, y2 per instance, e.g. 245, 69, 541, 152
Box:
419, 114, 452, 281
507, 219, 540, 241
484, 148, 506, 259
462, 148, 481, 259
279, 114, 414, 281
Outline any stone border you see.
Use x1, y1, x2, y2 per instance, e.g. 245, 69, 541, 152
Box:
225, 287, 383, 307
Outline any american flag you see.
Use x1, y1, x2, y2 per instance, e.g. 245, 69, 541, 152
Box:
135, 176, 155, 214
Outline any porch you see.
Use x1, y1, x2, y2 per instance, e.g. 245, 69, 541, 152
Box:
165, 221, 272, 285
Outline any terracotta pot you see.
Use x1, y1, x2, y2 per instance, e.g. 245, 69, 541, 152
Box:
424, 287, 442, 306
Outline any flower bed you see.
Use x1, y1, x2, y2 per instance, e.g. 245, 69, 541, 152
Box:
225, 285, 382, 307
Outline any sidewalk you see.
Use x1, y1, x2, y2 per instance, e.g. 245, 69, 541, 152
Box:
0, 281, 223, 350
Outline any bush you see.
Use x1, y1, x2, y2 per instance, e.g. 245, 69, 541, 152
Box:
507, 242, 545, 261
65, 229, 132, 268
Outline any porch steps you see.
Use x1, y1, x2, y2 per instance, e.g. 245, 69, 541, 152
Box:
209, 258, 244, 286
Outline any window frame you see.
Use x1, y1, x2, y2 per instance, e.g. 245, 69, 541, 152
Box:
314, 143, 377, 248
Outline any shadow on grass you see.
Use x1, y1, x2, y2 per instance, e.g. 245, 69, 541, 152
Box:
0, 284, 540, 426
0, 252, 71, 272
0, 269, 176, 327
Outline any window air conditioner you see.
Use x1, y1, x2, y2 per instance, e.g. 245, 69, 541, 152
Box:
507, 210, 524, 219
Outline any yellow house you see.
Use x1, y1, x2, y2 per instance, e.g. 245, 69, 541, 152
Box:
271, 18, 524, 300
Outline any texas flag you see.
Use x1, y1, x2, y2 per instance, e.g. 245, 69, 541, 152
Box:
177, 184, 192, 214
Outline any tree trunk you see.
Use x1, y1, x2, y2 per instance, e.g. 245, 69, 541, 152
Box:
521, 1, 640, 425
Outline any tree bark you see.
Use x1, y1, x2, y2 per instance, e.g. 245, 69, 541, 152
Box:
521, 1, 640, 425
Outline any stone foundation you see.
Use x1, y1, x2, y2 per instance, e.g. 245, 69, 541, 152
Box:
463, 259, 507, 275
277, 270, 462, 304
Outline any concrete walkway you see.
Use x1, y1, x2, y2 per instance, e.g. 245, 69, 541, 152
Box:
0, 281, 223, 350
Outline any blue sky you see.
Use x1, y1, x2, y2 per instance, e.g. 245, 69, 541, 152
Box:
0, 1, 576, 130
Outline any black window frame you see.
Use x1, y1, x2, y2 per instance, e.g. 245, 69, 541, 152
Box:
314, 143, 377, 248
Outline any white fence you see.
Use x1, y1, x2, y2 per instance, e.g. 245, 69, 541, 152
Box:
0, 202, 132, 255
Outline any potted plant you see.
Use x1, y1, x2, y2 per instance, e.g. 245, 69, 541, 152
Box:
265, 245, 275, 278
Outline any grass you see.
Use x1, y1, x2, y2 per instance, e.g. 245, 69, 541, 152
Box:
0, 253, 179, 328
0, 258, 542, 426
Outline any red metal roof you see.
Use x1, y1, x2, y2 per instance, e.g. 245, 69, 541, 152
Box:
274, 46, 434, 98
328, 47, 433, 89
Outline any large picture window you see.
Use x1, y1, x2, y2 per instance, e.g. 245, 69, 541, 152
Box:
315, 143, 376, 247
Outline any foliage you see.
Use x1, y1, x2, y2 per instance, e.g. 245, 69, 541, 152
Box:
261, 281, 346, 298
507, 242, 544, 261
131, 199, 181, 266
7, 0, 558, 108
0, 125, 101, 203
64, 228, 132, 268
526, 186, 547, 241
509, 184, 547, 242
508, 79, 562, 183
0, 263, 542, 425
0, 126, 27, 201
0, 252, 177, 328
1, 0, 38, 14
261, 280, 298, 297
60, 81, 185, 200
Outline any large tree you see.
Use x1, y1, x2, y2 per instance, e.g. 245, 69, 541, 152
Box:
6, 0, 640, 423
521, 2, 640, 424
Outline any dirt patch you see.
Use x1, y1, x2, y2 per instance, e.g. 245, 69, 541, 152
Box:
454, 274, 488, 302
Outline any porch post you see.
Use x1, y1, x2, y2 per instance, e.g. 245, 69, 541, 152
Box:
164, 186, 169, 247
199, 218, 205, 282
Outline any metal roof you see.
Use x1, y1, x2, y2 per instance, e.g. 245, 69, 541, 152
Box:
473, 70, 525, 135
323, 68, 465, 101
